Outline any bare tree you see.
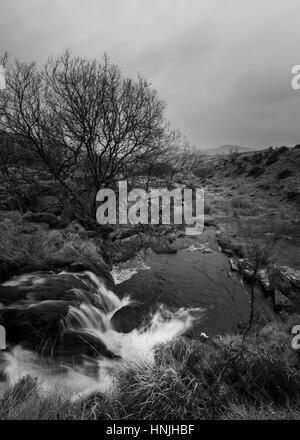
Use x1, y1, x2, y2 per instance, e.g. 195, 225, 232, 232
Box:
163, 131, 201, 188
0, 51, 168, 222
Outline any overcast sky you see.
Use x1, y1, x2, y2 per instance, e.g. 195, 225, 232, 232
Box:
0, 0, 299, 148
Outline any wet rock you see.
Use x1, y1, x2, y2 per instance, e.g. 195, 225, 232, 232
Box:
0, 246, 115, 292
152, 246, 177, 254
0, 302, 118, 359
0, 284, 30, 305
55, 331, 119, 359
26, 300, 71, 323
111, 303, 147, 333
0, 272, 109, 307
0, 302, 70, 351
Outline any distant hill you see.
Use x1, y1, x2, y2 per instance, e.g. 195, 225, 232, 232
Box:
199, 145, 257, 156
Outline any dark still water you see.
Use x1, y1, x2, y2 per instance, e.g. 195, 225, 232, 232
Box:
116, 248, 272, 336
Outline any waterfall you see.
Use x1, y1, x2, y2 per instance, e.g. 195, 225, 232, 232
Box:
0, 268, 200, 400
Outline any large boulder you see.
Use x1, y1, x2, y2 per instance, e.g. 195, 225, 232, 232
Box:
110, 303, 147, 333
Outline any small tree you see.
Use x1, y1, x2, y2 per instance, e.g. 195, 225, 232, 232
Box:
162, 131, 201, 188
233, 212, 275, 336
0, 51, 168, 222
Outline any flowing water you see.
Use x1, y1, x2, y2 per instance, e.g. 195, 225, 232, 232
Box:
0, 269, 199, 399
0, 241, 271, 400
115, 247, 262, 336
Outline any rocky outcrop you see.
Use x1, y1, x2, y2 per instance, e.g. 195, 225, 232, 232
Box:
52, 330, 119, 359
229, 256, 300, 311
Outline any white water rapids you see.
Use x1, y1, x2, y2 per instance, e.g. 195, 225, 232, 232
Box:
0, 269, 201, 400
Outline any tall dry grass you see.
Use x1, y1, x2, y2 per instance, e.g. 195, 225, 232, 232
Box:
1, 321, 300, 420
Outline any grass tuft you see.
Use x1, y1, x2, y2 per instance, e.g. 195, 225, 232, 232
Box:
1, 323, 300, 420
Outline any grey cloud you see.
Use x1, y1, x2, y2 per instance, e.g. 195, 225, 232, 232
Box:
0, 0, 300, 148
232, 71, 296, 107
